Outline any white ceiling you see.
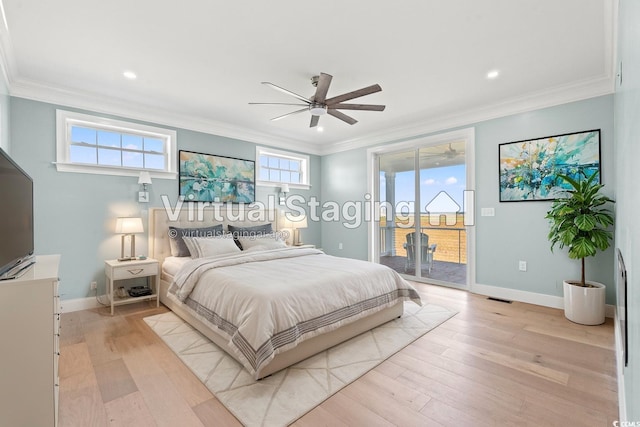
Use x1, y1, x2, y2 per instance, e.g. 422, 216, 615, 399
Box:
0, 1, 615, 155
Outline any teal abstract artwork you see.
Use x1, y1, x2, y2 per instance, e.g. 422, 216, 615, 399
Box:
499, 130, 600, 201
179, 151, 255, 203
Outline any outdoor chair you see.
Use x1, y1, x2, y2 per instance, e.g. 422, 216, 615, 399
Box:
403, 232, 437, 274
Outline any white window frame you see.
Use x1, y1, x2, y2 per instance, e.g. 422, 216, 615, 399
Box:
256, 146, 310, 189
55, 109, 177, 179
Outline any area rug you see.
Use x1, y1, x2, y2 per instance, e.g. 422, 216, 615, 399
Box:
144, 302, 456, 426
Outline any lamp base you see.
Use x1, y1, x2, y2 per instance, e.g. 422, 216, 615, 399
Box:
119, 234, 137, 261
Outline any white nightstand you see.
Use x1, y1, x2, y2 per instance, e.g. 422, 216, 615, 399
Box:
105, 258, 159, 315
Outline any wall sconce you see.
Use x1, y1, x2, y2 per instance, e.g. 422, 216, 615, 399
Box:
279, 183, 290, 205
115, 217, 144, 261
138, 171, 152, 203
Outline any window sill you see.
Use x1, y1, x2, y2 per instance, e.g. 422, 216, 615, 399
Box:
256, 180, 311, 190
54, 162, 177, 180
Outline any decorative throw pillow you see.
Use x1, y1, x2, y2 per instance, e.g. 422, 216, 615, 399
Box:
238, 233, 287, 252
183, 234, 240, 258
227, 223, 273, 237
168, 225, 224, 257
228, 223, 273, 249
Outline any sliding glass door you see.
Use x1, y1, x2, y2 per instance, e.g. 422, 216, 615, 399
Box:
376, 139, 469, 288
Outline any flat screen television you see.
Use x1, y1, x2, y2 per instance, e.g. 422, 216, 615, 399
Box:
0, 148, 35, 280
617, 249, 628, 367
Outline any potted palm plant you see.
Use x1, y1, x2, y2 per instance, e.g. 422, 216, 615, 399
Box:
546, 171, 614, 325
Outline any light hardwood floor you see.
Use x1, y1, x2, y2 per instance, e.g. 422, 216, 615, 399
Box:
59, 283, 619, 426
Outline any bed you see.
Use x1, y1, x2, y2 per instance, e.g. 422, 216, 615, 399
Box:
148, 207, 421, 379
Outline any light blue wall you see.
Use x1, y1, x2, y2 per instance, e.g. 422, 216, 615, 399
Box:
321, 95, 615, 304
475, 96, 614, 301
615, 0, 639, 420
320, 149, 370, 258
9, 97, 321, 300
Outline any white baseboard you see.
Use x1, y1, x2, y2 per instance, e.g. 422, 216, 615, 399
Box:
471, 282, 615, 318
60, 296, 103, 313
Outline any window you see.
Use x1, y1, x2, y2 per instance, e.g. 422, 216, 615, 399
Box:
56, 110, 177, 178
256, 147, 310, 188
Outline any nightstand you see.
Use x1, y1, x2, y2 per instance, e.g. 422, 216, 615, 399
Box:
105, 258, 159, 315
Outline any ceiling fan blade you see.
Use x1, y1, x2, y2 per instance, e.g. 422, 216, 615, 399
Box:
310, 115, 320, 128
329, 103, 386, 111
313, 73, 333, 103
270, 108, 308, 122
325, 84, 382, 105
327, 109, 357, 125
249, 102, 309, 106
262, 82, 311, 104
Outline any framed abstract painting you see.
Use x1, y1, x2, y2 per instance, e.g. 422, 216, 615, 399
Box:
179, 150, 255, 203
498, 129, 601, 202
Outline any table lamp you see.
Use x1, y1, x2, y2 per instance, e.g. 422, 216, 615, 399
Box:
115, 217, 144, 261
292, 215, 308, 246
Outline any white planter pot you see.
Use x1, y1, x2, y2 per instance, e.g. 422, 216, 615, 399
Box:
563, 280, 606, 325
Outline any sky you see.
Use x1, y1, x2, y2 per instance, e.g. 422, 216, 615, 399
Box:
380, 164, 467, 213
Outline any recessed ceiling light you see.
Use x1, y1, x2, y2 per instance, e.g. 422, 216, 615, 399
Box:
487, 70, 500, 79
123, 71, 137, 80
316, 126, 324, 133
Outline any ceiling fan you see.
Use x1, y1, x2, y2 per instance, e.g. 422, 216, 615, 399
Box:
421, 143, 464, 159
249, 72, 385, 128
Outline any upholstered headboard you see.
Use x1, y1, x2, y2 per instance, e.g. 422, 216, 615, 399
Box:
148, 206, 284, 265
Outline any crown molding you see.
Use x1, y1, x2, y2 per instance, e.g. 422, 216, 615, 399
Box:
319, 74, 615, 155
9, 77, 326, 156
0, 40, 10, 90
7, 72, 615, 159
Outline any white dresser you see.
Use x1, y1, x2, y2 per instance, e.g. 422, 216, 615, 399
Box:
0, 255, 60, 427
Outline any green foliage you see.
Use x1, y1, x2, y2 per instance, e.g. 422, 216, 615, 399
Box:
545, 172, 614, 286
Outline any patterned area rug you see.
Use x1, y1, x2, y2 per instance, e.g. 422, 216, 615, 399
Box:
144, 302, 456, 426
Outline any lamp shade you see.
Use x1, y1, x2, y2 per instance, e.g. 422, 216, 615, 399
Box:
292, 215, 308, 229
280, 183, 290, 193
138, 171, 152, 185
115, 217, 144, 234
281, 215, 293, 229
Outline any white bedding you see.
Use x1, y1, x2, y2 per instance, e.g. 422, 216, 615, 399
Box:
168, 247, 421, 378
162, 256, 190, 277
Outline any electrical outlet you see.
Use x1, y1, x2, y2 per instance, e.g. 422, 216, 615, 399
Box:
518, 261, 527, 272
90, 281, 97, 290
338, 242, 343, 250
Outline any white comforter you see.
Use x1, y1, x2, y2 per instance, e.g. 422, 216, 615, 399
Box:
169, 247, 421, 377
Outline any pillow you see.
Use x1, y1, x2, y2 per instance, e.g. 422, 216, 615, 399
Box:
181, 236, 200, 259
183, 235, 240, 258
168, 225, 223, 257
228, 223, 273, 237
238, 233, 287, 252
228, 223, 274, 249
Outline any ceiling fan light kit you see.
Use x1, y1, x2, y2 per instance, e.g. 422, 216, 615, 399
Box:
309, 103, 327, 116
250, 72, 385, 128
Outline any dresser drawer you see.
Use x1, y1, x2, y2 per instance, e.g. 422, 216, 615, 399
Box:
112, 263, 158, 280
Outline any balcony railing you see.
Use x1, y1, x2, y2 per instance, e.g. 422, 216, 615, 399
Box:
380, 224, 467, 264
